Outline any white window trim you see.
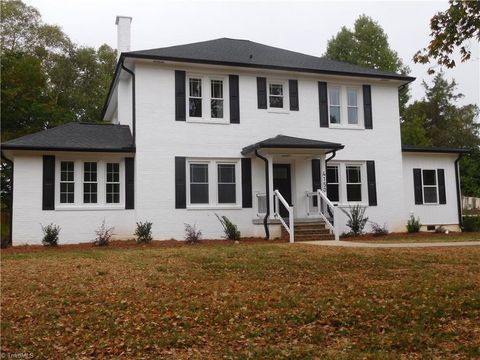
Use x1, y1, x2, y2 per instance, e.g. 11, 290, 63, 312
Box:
106, 162, 121, 204
83, 161, 98, 204
59, 161, 75, 204
186, 158, 242, 209
326, 164, 340, 203
55, 158, 125, 210
421, 169, 440, 205
328, 85, 364, 129
327, 161, 368, 206
267, 79, 289, 113
186, 74, 230, 124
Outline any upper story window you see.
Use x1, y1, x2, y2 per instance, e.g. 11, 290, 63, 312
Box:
268, 83, 284, 108
60, 161, 75, 204
187, 75, 228, 123
422, 169, 438, 204
328, 85, 363, 128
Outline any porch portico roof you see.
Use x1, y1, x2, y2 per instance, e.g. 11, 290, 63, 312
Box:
241, 135, 344, 155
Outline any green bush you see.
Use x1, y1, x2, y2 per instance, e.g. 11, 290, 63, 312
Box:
406, 214, 421, 233
340, 205, 368, 235
135, 221, 153, 243
41, 223, 60, 246
463, 216, 480, 232
215, 214, 240, 240
94, 220, 114, 246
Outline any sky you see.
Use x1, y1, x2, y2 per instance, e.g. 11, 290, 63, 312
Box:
26, 0, 479, 107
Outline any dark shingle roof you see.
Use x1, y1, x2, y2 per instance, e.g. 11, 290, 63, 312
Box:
402, 145, 470, 154
242, 135, 344, 155
1, 123, 135, 152
126, 38, 414, 82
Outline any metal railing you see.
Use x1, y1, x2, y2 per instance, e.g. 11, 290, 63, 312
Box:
306, 189, 340, 241
273, 189, 294, 243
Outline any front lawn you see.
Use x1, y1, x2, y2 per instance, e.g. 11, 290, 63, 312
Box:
2, 243, 480, 358
345, 232, 480, 243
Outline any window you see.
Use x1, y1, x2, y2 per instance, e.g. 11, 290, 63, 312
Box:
83, 162, 97, 203
187, 159, 240, 207
218, 164, 236, 203
268, 83, 284, 108
106, 163, 120, 204
422, 170, 438, 204
328, 85, 363, 127
326, 166, 339, 202
347, 88, 358, 124
189, 78, 202, 117
328, 87, 341, 124
190, 163, 209, 204
211, 80, 224, 118
60, 161, 74, 203
346, 165, 362, 202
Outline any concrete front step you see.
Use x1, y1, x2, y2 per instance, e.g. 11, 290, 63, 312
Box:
281, 221, 333, 241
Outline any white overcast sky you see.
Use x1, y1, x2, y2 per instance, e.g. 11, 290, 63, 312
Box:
27, 0, 479, 107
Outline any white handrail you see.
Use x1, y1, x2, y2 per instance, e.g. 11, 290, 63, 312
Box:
305, 190, 339, 241
273, 189, 294, 243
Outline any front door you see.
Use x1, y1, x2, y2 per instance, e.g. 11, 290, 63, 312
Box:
273, 164, 292, 218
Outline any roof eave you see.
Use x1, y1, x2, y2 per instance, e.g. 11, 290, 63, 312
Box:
241, 144, 345, 156
401, 146, 470, 154
1, 145, 136, 153
123, 53, 416, 82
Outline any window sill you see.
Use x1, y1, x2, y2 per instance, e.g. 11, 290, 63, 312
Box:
329, 124, 365, 130
55, 205, 126, 211
267, 108, 289, 114
186, 205, 242, 210
186, 118, 230, 125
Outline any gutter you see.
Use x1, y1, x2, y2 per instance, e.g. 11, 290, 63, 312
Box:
121, 63, 136, 146
255, 149, 270, 240
325, 150, 337, 163
455, 154, 464, 229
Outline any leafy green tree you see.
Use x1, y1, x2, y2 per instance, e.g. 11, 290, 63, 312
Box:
324, 15, 411, 113
414, 0, 480, 73
401, 72, 480, 196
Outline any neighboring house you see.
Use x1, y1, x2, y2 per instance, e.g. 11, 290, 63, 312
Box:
1, 17, 468, 245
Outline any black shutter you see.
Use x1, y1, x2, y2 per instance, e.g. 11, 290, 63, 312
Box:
175, 157, 186, 209
363, 85, 373, 129
312, 159, 321, 207
366, 161, 377, 206
175, 70, 186, 121
318, 82, 328, 128
125, 157, 135, 209
413, 168, 423, 205
229, 75, 240, 124
241, 158, 252, 208
289, 79, 299, 111
42, 155, 55, 210
438, 169, 446, 204
257, 77, 267, 109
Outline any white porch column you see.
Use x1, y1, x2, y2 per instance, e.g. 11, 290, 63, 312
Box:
267, 154, 275, 218
320, 155, 327, 192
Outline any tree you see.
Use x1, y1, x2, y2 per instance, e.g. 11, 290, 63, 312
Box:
324, 15, 411, 113
401, 72, 480, 196
414, 0, 480, 73
0, 0, 117, 212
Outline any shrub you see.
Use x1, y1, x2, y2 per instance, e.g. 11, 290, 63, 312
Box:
463, 216, 480, 232
340, 205, 369, 236
41, 223, 60, 246
185, 223, 201, 244
135, 221, 153, 243
94, 220, 114, 246
435, 226, 447, 234
406, 214, 421, 233
215, 214, 240, 240
370, 222, 389, 237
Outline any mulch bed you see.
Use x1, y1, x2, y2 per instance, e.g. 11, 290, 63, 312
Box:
1, 237, 287, 254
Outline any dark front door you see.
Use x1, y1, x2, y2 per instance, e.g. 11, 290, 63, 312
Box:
273, 164, 292, 218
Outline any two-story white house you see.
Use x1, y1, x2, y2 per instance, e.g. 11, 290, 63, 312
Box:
2, 16, 467, 245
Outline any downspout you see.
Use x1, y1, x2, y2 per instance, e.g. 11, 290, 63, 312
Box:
255, 149, 270, 239
325, 150, 337, 163
121, 62, 136, 146
455, 154, 464, 229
